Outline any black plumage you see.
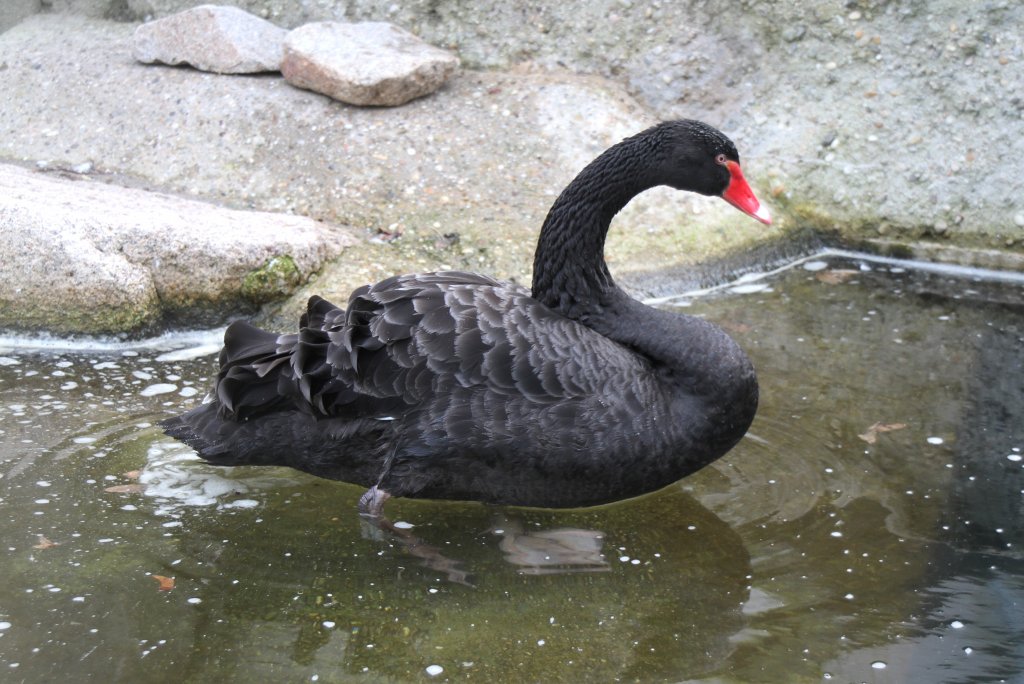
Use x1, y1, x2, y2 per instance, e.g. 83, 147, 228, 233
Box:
162, 120, 770, 513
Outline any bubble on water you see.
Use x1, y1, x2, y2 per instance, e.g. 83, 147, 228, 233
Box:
963, 647, 973, 654
93, 361, 119, 370
393, 521, 414, 529
0, 357, 21, 366
179, 386, 200, 398
1008, 454, 1022, 462
36, 481, 51, 487
425, 665, 444, 677
140, 383, 177, 397
322, 621, 336, 629
871, 661, 887, 669
927, 436, 944, 445
802, 260, 829, 271
0, 622, 11, 630
60, 381, 78, 391
950, 620, 965, 629
187, 597, 202, 605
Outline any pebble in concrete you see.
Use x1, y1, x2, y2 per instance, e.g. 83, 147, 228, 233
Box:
133, 4, 286, 74
281, 21, 459, 106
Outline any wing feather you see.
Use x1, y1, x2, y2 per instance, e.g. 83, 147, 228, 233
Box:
213, 272, 655, 427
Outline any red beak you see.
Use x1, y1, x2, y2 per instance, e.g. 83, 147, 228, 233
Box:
721, 160, 772, 225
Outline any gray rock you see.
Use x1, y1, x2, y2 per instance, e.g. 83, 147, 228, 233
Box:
281, 21, 459, 106
0, 163, 356, 335
133, 4, 286, 74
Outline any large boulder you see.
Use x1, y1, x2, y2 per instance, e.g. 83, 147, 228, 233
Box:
281, 21, 459, 106
133, 4, 286, 73
0, 164, 356, 336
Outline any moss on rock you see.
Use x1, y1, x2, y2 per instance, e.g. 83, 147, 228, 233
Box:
241, 254, 303, 304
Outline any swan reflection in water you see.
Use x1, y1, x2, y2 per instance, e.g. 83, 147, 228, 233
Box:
491, 515, 609, 575
363, 511, 610, 585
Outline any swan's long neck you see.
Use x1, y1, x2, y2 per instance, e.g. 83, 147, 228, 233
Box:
529, 130, 757, 408
531, 135, 658, 318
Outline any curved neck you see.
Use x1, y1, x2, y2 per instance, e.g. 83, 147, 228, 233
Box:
530, 135, 658, 318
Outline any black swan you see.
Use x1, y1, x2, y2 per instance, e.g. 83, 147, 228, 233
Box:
162, 120, 771, 516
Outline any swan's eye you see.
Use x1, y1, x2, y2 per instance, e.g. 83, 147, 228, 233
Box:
715, 154, 728, 165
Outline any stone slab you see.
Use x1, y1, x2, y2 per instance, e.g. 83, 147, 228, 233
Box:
281, 21, 458, 106
133, 4, 286, 73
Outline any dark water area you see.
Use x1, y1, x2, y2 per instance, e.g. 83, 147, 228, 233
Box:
1, 251, 1022, 683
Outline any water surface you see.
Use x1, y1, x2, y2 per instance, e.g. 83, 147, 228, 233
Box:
1, 251, 1022, 682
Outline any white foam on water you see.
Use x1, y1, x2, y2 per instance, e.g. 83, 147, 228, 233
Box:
155, 344, 223, 362
139, 441, 299, 515
643, 248, 1024, 307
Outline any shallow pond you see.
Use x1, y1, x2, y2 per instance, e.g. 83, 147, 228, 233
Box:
1, 250, 1022, 683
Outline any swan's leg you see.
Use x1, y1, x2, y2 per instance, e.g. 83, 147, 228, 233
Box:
358, 485, 391, 518
357, 494, 475, 586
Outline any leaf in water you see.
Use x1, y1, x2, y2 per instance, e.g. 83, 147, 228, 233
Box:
122, 470, 142, 480
33, 535, 59, 550
858, 422, 908, 443
104, 484, 146, 494
151, 575, 175, 592
816, 269, 859, 285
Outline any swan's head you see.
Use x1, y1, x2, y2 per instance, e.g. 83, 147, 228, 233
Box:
654, 120, 772, 225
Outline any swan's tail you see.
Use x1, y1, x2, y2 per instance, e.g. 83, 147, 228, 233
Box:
160, 296, 343, 466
